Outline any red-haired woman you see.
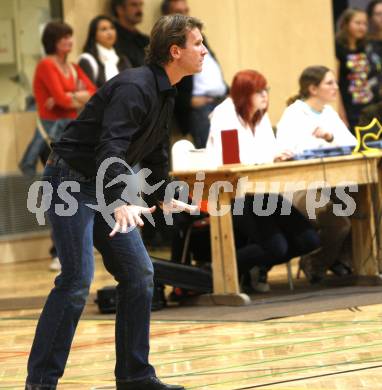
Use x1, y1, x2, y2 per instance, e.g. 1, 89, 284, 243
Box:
207, 69, 291, 165
206, 69, 320, 293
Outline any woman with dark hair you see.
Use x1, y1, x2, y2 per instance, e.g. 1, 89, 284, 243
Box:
277, 65, 355, 284
206, 70, 320, 293
336, 8, 381, 131
78, 15, 131, 87
19, 21, 96, 271
20, 21, 96, 177
36, 21, 96, 120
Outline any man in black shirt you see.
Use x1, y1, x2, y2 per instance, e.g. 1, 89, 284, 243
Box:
111, 0, 173, 248
25, 14, 207, 390
112, 0, 149, 67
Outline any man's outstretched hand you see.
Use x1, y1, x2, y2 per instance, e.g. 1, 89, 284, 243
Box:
110, 199, 199, 237
161, 199, 199, 215
110, 205, 156, 237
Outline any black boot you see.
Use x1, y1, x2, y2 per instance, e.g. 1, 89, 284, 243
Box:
117, 376, 185, 390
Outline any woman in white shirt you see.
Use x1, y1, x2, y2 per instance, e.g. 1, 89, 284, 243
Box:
78, 15, 131, 87
277, 66, 356, 154
206, 70, 319, 292
276, 65, 355, 283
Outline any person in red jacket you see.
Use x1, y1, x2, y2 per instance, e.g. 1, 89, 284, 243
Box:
19, 21, 96, 271
19, 21, 96, 177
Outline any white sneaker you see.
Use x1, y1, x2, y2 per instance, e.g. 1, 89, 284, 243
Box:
49, 256, 61, 272
250, 266, 271, 293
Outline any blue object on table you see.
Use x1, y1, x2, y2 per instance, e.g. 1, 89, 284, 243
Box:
293, 145, 355, 160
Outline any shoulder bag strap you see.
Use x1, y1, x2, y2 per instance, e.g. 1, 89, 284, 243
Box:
36, 117, 52, 149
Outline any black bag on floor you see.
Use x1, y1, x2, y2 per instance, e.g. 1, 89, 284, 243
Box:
95, 286, 117, 314
95, 282, 166, 314
95, 258, 212, 314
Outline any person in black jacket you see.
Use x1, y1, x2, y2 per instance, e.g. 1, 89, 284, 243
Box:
111, 0, 149, 67
161, 0, 228, 148
25, 14, 207, 390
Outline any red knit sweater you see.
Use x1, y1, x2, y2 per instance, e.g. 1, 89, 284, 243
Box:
33, 57, 96, 120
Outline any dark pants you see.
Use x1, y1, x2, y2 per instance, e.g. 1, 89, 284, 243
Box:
170, 195, 319, 277
26, 156, 155, 389
233, 195, 320, 275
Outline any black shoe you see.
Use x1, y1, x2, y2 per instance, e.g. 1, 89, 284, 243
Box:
298, 257, 324, 284
117, 376, 185, 390
329, 262, 352, 277
151, 283, 166, 311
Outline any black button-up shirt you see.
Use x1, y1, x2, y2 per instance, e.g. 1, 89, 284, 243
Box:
53, 64, 176, 204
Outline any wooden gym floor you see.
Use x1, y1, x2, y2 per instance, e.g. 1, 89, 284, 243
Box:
1, 256, 382, 389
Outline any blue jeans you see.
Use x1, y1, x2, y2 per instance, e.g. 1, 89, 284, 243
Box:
26, 156, 155, 389
19, 119, 71, 176
234, 195, 320, 275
